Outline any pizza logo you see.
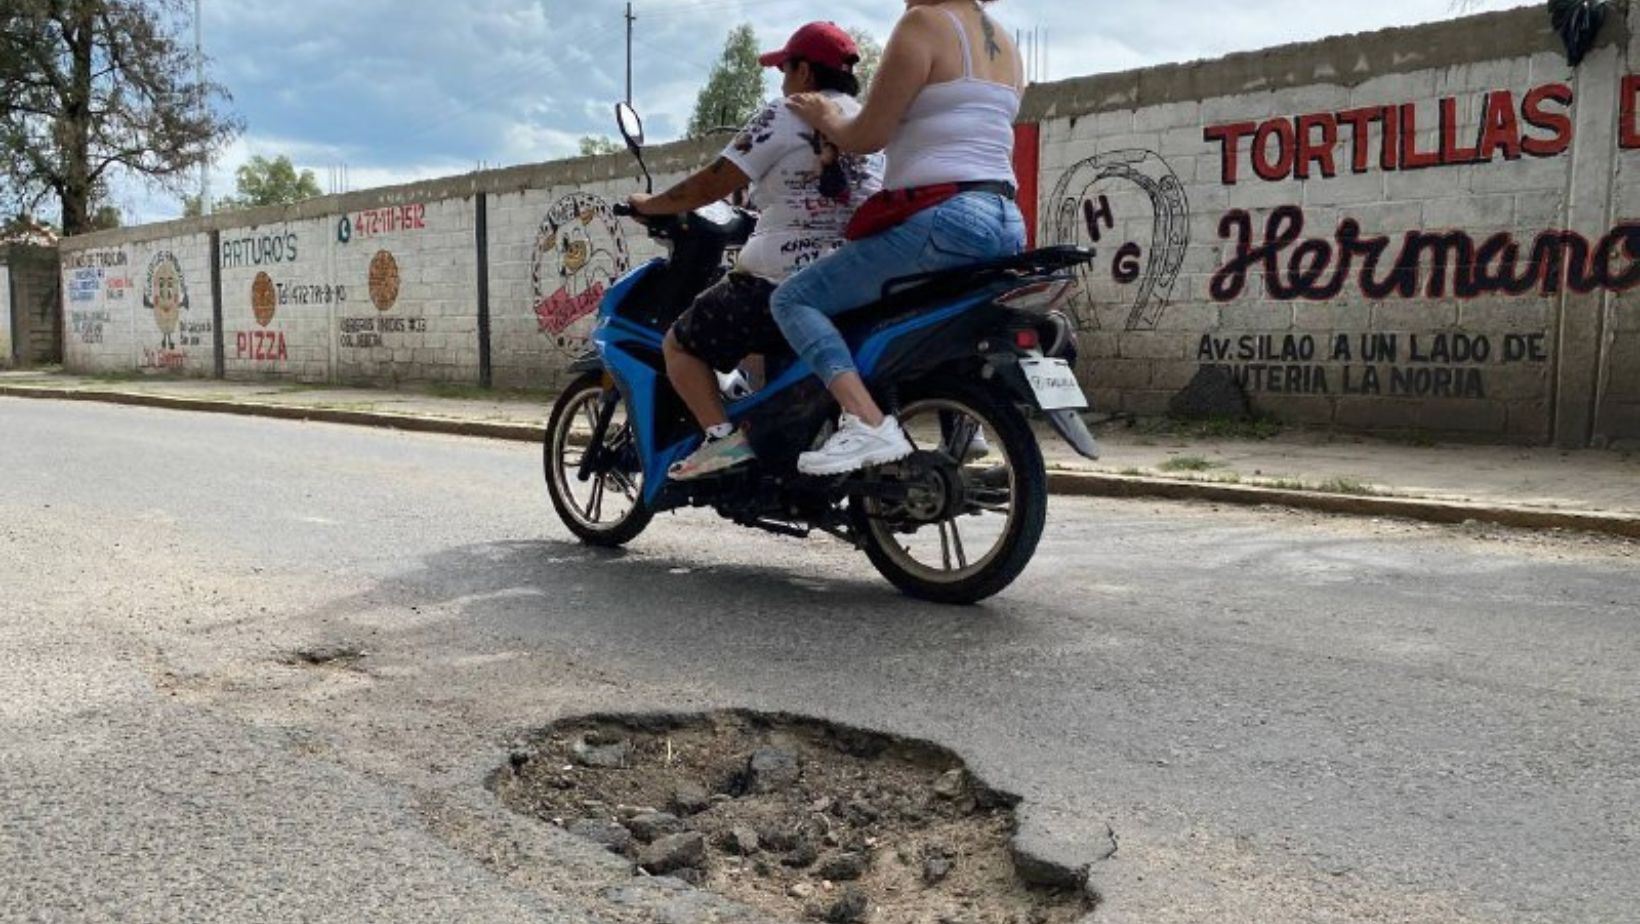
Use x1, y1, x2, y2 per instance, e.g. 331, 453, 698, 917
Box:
368, 250, 400, 312
530, 193, 630, 355
252, 272, 276, 326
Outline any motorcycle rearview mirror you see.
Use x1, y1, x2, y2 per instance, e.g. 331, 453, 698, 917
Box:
614, 102, 653, 193
615, 103, 645, 149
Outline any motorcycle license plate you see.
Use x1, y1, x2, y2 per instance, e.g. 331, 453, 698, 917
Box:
1020, 358, 1088, 411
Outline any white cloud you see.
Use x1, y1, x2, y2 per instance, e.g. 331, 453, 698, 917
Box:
109, 0, 1533, 224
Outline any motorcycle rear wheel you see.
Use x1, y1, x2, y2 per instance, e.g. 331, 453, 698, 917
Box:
852, 376, 1048, 605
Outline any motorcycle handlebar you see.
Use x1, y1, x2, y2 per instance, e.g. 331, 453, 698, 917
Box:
611, 202, 636, 218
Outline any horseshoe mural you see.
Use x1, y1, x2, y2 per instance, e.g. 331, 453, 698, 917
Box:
1048, 149, 1191, 332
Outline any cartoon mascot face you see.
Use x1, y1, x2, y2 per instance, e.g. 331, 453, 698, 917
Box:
530, 194, 630, 356
143, 252, 189, 349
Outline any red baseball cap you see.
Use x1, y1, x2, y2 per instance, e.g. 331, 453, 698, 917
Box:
758, 22, 859, 71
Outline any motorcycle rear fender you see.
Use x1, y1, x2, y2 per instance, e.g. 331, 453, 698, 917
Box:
985, 352, 1102, 461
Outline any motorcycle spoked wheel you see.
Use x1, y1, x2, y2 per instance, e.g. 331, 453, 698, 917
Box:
851, 376, 1048, 605
544, 372, 655, 547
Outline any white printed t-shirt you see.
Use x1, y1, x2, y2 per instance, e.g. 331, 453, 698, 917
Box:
721, 92, 885, 283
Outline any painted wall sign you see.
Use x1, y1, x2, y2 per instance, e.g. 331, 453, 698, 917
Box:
1204, 83, 1576, 184
1047, 149, 1191, 332
338, 204, 427, 244
1198, 331, 1550, 400
367, 250, 400, 311
142, 252, 190, 351
1211, 206, 1640, 302
65, 250, 128, 269
221, 232, 300, 269
531, 193, 630, 355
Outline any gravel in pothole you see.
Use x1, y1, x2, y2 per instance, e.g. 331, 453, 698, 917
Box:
492, 712, 1090, 924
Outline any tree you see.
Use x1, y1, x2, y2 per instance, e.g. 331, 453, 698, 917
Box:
848, 28, 883, 98
222, 155, 321, 209
0, 0, 239, 236
688, 24, 766, 138
579, 136, 621, 157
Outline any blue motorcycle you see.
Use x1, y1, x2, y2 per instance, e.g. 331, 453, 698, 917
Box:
544, 105, 1100, 604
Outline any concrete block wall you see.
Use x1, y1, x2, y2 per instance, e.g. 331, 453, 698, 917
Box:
0, 264, 11, 366
1596, 2, 1640, 442
52, 4, 1637, 445
63, 235, 214, 377
58, 139, 716, 395
1027, 2, 1639, 445
487, 172, 679, 391
3, 245, 63, 368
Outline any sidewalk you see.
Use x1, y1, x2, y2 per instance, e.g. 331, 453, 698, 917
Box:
5, 369, 1637, 539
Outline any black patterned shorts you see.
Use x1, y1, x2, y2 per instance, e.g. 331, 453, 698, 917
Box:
670, 273, 785, 373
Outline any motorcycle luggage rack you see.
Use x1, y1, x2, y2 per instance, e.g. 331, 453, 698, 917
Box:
878, 245, 1095, 301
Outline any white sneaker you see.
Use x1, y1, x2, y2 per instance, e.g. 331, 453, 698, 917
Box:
798, 414, 914, 476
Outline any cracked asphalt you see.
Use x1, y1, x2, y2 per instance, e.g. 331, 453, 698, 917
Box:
2, 397, 1637, 923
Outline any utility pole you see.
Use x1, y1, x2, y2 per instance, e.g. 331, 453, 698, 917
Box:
625, 2, 636, 105
196, 0, 210, 215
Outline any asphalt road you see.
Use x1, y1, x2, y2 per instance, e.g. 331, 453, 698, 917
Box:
2, 397, 1636, 923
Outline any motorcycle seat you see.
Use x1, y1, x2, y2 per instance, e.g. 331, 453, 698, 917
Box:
829, 245, 1094, 330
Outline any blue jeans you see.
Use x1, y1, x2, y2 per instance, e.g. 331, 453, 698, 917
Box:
771, 192, 1028, 385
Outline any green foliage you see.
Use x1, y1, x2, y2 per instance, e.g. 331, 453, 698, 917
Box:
225, 155, 322, 209
688, 25, 767, 138
578, 136, 622, 157
0, 0, 239, 235
183, 155, 322, 215
848, 28, 882, 97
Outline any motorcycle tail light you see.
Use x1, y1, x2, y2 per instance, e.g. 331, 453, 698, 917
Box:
1013, 329, 1041, 350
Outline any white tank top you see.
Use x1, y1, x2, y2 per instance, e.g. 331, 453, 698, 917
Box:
883, 7, 1024, 191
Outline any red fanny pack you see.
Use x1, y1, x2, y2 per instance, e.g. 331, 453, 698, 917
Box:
843, 184, 964, 241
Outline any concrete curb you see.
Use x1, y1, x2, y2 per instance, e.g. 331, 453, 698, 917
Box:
1047, 469, 1640, 540
0, 385, 545, 443
7, 384, 1637, 541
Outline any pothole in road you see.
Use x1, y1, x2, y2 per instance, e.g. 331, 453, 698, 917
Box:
492, 711, 1092, 924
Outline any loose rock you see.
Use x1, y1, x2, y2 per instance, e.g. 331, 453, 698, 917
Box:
638, 832, 708, 875
933, 770, 965, 800
825, 886, 870, 923
923, 857, 952, 886
671, 782, 712, 816
572, 736, 632, 769
747, 748, 801, 793
782, 838, 819, 868
724, 826, 760, 856
818, 852, 869, 882
625, 811, 683, 843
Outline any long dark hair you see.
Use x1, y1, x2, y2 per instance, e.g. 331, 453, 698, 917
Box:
794, 57, 861, 98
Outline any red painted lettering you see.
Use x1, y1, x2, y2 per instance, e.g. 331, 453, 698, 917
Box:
1399, 103, 1441, 169
1205, 122, 1258, 185
1336, 107, 1383, 175
1381, 104, 1401, 171
1479, 90, 1524, 160
1296, 114, 1339, 179
1439, 96, 1481, 165
1522, 83, 1574, 157
1252, 119, 1297, 181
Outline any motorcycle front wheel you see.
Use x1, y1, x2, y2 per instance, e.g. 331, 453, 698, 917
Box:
544, 372, 654, 547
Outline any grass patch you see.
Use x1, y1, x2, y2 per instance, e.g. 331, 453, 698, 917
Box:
420, 382, 556, 403
1316, 477, 1377, 496
1135, 414, 1283, 441
1158, 455, 1221, 473
1118, 467, 1145, 477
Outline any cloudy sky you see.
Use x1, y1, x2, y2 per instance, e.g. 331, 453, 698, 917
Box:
117, 0, 1524, 223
